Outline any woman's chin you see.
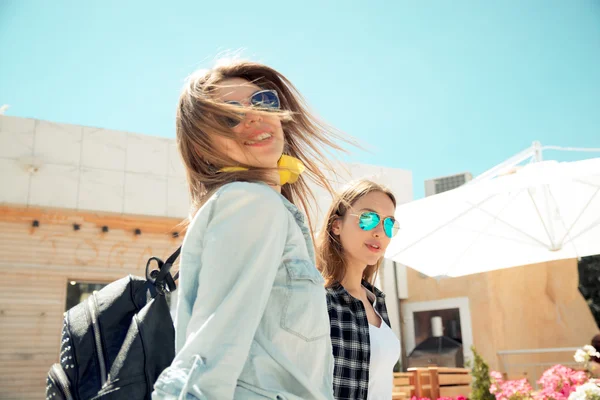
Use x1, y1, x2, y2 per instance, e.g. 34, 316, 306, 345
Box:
244, 151, 283, 169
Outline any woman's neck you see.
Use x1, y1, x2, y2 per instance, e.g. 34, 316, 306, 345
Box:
266, 169, 281, 193
340, 258, 367, 299
267, 183, 282, 193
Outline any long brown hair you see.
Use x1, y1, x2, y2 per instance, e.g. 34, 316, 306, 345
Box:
317, 179, 397, 287
176, 59, 351, 231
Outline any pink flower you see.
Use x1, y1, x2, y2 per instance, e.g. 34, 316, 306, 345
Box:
456, 396, 467, 400
487, 363, 593, 400
534, 364, 590, 400
488, 371, 533, 400
491, 371, 504, 382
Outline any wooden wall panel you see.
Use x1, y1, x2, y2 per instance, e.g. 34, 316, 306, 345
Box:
0, 205, 182, 400
403, 258, 598, 375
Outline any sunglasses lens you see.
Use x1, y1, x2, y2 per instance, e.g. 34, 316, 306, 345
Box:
222, 92, 279, 127
223, 101, 244, 128
251, 90, 280, 109
224, 116, 241, 128
358, 212, 380, 231
383, 218, 399, 238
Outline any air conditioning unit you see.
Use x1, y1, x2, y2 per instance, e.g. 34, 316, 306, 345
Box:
424, 172, 472, 197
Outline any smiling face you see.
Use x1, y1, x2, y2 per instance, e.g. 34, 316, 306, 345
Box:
332, 190, 396, 269
211, 77, 285, 168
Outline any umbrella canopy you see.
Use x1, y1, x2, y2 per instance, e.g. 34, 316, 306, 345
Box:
386, 158, 600, 277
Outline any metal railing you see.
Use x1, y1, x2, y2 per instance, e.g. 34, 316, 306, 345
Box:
497, 347, 580, 389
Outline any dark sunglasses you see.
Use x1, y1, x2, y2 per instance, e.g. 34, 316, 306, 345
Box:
223, 89, 281, 128
351, 211, 399, 239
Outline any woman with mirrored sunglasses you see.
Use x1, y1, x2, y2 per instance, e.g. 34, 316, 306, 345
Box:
317, 179, 401, 400
152, 59, 351, 400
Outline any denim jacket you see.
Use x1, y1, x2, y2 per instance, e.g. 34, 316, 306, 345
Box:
152, 182, 335, 400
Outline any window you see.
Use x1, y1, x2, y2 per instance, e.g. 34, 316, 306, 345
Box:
65, 281, 107, 311
413, 307, 462, 346
401, 297, 473, 364
65, 280, 176, 312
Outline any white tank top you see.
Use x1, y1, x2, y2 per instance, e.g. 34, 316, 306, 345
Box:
366, 290, 401, 400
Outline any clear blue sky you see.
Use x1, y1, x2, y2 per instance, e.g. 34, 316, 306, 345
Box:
1, 0, 599, 198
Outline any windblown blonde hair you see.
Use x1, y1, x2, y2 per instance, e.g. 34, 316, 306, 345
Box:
176, 59, 350, 231
317, 179, 397, 287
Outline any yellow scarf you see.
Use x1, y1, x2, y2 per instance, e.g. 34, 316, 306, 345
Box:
220, 155, 306, 185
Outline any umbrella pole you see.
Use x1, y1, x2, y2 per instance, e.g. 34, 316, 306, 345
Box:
469, 142, 540, 185
470, 141, 600, 186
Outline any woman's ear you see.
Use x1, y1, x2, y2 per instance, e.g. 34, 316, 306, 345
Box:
331, 218, 342, 236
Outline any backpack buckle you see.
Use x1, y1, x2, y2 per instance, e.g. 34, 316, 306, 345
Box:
145, 247, 181, 296
146, 258, 178, 295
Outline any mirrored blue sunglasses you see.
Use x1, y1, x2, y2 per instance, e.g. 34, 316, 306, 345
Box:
352, 211, 399, 239
223, 89, 281, 128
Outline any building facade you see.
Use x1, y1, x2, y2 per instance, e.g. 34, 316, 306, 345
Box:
0, 115, 413, 398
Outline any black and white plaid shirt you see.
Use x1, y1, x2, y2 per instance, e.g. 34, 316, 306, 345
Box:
326, 280, 391, 400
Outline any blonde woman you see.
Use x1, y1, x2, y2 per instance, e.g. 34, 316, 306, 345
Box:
317, 179, 401, 400
153, 59, 346, 400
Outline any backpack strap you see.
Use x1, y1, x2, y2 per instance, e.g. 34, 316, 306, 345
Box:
145, 246, 181, 295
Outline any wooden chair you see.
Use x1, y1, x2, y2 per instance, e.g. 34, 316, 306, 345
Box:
408, 367, 472, 399
393, 372, 416, 400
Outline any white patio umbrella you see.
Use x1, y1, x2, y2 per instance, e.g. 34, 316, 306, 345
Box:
385, 157, 600, 278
